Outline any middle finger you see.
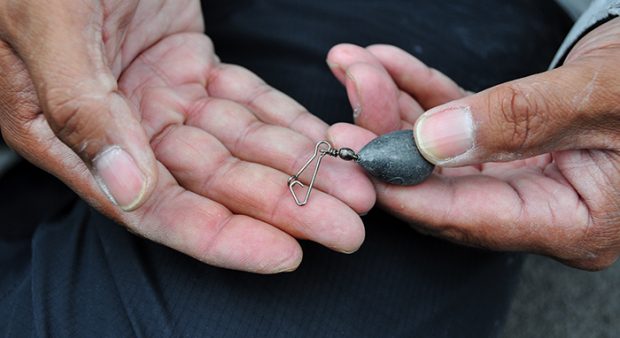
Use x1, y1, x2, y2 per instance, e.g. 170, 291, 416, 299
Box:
152, 125, 366, 253
185, 97, 375, 213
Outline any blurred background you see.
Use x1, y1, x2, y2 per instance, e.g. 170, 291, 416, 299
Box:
502, 254, 620, 337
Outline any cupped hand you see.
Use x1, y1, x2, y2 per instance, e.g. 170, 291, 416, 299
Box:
327, 17, 620, 270
0, 0, 374, 273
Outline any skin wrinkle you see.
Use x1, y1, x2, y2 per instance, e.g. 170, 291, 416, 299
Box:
589, 158, 620, 226
134, 46, 176, 87
133, 181, 182, 235
505, 177, 529, 232
184, 99, 320, 188
102, 3, 138, 74
242, 83, 275, 118
4, 1, 369, 273
199, 211, 234, 264
184, 96, 213, 125
89, 22, 112, 84
232, 119, 264, 157
270, 185, 305, 238
285, 109, 312, 136
121, 2, 204, 72
499, 85, 535, 153
573, 68, 599, 113
47, 95, 110, 154
528, 171, 577, 232
139, 92, 178, 137
228, 163, 298, 231
149, 122, 180, 156
211, 65, 329, 144
326, 18, 620, 269
123, 2, 160, 54
148, 136, 294, 259
193, 59, 368, 226
199, 155, 237, 200
567, 155, 616, 260
4, 1, 620, 272
204, 63, 226, 96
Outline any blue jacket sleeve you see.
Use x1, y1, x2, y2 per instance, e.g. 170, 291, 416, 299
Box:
551, 0, 620, 67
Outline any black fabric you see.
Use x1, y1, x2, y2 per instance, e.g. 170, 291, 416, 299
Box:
202, 0, 572, 124
1, 1, 572, 337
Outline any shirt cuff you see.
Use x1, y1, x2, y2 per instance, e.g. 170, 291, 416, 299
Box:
551, 0, 620, 68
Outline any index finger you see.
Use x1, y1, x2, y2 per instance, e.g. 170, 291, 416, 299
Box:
366, 45, 466, 109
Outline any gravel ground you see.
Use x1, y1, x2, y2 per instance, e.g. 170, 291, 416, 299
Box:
502, 254, 620, 337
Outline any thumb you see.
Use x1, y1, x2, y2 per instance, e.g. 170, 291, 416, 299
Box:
1, 2, 156, 210
413, 65, 616, 166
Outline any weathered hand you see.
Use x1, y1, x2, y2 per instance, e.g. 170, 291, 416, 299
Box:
0, 0, 373, 273
327, 17, 620, 270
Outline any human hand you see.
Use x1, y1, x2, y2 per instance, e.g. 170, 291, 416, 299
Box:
0, 0, 374, 273
327, 17, 620, 270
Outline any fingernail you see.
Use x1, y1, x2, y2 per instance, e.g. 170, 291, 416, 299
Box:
326, 60, 341, 71
415, 106, 474, 164
345, 70, 362, 120
93, 146, 147, 211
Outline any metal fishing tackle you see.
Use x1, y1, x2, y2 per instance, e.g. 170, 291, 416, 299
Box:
287, 141, 358, 206
288, 130, 436, 206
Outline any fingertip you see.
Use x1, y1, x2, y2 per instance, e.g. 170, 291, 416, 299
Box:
205, 215, 305, 274
367, 44, 425, 66
366, 44, 406, 56
344, 68, 363, 121
326, 59, 346, 84
326, 44, 354, 82
327, 122, 377, 150
273, 242, 304, 273
338, 213, 366, 254
327, 43, 368, 62
326, 43, 372, 88
296, 188, 367, 255
344, 63, 401, 133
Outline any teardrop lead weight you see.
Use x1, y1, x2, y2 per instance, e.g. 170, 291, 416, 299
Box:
356, 130, 434, 185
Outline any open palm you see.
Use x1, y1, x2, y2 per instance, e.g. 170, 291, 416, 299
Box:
0, 1, 373, 273
118, 33, 374, 272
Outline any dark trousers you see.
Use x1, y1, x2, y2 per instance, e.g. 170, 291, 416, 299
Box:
0, 1, 571, 336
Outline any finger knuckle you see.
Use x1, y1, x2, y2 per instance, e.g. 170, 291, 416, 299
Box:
490, 84, 548, 152
46, 93, 106, 151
